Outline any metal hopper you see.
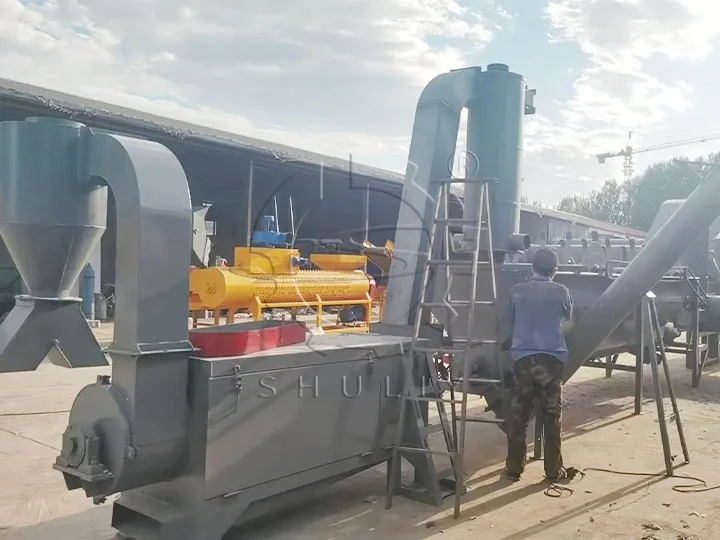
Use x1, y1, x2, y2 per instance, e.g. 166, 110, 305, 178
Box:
0, 117, 108, 372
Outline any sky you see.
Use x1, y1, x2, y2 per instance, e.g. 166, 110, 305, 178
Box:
2, 0, 720, 205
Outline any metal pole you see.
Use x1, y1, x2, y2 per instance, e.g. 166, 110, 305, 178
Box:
645, 295, 674, 476
273, 195, 279, 233
246, 160, 254, 247
364, 181, 370, 273
651, 299, 690, 465
364, 183, 370, 243
634, 301, 644, 415
289, 196, 295, 239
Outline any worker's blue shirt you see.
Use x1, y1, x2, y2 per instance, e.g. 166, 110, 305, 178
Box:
505, 274, 574, 363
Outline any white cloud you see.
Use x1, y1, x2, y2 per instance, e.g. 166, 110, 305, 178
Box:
524, 0, 720, 204
0, 0, 506, 169
6, 0, 719, 210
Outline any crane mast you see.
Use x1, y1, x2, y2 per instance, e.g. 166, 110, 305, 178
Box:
597, 130, 720, 181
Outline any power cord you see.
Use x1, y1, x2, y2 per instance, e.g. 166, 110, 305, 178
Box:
543, 466, 720, 498
544, 467, 584, 497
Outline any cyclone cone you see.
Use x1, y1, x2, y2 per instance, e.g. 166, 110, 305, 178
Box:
0, 117, 109, 372
0, 118, 107, 297
0, 223, 104, 298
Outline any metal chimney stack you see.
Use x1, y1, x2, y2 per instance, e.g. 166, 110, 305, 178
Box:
0, 117, 108, 372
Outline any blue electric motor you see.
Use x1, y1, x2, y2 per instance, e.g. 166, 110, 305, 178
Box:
252, 215, 291, 248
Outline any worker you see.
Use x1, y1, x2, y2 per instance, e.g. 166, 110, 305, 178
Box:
503, 248, 573, 483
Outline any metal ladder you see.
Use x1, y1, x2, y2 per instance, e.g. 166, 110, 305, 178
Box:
640, 291, 690, 475
385, 177, 504, 519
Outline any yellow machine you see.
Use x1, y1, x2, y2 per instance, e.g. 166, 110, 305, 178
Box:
361, 240, 394, 319
189, 247, 375, 332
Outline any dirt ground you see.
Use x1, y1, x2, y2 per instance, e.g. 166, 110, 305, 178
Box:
2, 324, 720, 540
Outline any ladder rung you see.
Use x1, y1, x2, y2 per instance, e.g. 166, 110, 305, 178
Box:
407, 395, 460, 404
466, 377, 502, 384
466, 417, 505, 425
415, 343, 497, 354
442, 377, 502, 385
387, 179, 497, 514
437, 177, 496, 184
428, 260, 490, 267
434, 218, 480, 225
416, 347, 458, 354
454, 338, 498, 345
421, 300, 495, 308
397, 446, 458, 457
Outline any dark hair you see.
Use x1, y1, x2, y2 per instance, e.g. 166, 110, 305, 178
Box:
532, 248, 559, 277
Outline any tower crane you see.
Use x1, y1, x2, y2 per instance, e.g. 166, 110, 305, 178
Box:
597, 130, 720, 182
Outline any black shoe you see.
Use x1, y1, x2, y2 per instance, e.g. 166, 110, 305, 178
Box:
504, 470, 521, 482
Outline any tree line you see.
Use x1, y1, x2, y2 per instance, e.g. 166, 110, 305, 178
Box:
555, 152, 720, 231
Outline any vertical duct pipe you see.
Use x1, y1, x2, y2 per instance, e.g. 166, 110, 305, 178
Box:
383, 64, 533, 326
464, 64, 527, 252
382, 67, 480, 326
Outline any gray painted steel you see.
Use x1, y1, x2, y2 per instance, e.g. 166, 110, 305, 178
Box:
191, 206, 213, 267
51, 125, 195, 500
102, 336, 416, 540
381, 67, 478, 326
465, 64, 527, 250
0, 117, 108, 371
88, 131, 193, 352
385, 65, 720, 422
563, 168, 720, 381
382, 65, 535, 328
0, 117, 437, 539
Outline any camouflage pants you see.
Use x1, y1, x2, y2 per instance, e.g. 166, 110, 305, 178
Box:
506, 354, 564, 478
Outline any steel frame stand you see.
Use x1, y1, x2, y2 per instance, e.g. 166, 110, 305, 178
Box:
640, 292, 690, 475
684, 307, 719, 387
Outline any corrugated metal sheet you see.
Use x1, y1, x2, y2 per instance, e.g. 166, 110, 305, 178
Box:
0, 77, 403, 183
523, 204, 646, 239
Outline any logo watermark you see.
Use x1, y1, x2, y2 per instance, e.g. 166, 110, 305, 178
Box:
243, 375, 443, 399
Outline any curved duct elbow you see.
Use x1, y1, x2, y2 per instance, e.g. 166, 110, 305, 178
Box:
416, 67, 481, 112
382, 67, 482, 326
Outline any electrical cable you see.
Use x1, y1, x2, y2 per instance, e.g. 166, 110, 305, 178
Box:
544, 467, 584, 497
543, 466, 720, 498
0, 410, 69, 417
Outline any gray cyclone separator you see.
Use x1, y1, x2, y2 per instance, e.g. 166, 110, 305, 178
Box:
379, 62, 720, 394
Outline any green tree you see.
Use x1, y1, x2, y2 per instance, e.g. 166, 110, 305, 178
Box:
556, 152, 720, 231
629, 154, 718, 230
557, 178, 635, 226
